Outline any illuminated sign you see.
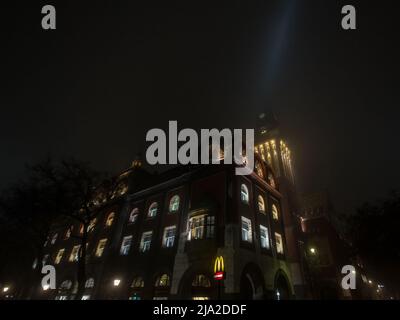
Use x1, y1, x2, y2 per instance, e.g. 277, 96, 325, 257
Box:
213, 256, 225, 280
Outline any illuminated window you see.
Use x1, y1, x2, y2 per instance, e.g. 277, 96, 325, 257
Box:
255, 161, 264, 178
88, 218, 97, 232
187, 213, 215, 241
85, 278, 94, 288
169, 195, 180, 212
193, 296, 210, 300
32, 258, 38, 269
241, 216, 252, 242
192, 274, 211, 287
162, 226, 176, 248
51, 233, 58, 245
79, 223, 84, 234
275, 233, 284, 254
240, 184, 249, 204
258, 195, 265, 213
69, 245, 81, 262
81, 295, 90, 300
131, 277, 144, 288
54, 248, 65, 264
65, 227, 73, 240
148, 202, 158, 218
140, 231, 152, 252
128, 208, 139, 223
155, 274, 170, 287
120, 235, 133, 255
259, 225, 270, 249
272, 204, 279, 220
42, 254, 49, 266
105, 212, 115, 227
95, 239, 107, 257
268, 173, 276, 189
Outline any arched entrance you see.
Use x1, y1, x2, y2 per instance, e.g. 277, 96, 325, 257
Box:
239, 263, 265, 300
274, 270, 291, 300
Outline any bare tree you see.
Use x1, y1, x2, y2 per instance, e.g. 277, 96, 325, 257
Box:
0, 158, 109, 300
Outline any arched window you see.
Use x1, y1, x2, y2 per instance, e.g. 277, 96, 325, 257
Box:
257, 195, 265, 213
85, 278, 94, 288
255, 161, 264, 178
192, 274, 211, 288
131, 277, 145, 288
105, 212, 115, 227
169, 195, 180, 212
148, 202, 158, 218
272, 204, 279, 220
60, 280, 72, 290
128, 208, 139, 223
268, 173, 276, 189
240, 184, 249, 204
155, 274, 170, 287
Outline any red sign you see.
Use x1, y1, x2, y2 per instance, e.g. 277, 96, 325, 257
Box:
214, 271, 225, 280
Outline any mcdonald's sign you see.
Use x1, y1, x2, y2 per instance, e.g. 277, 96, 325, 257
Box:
213, 256, 225, 280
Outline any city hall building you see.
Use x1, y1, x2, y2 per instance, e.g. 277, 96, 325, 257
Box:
32, 115, 306, 300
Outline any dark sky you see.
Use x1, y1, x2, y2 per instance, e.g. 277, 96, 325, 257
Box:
1, 0, 399, 213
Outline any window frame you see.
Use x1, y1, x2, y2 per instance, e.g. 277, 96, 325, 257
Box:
120, 235, 133, 255
140, 231, 153, 252
259, 225, 270, 250
240, 184, 250, 204
162, 226, 177, 248
241, 216, 253, 243
95, 238, 108, 257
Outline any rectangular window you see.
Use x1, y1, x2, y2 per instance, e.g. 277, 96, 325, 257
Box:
187, 215, 205, 240
259, 225, 270, 249
54, 248, 65, 264
275, 232, 284, 254
69, 245, 80, 262
140, 231, 152, 252
95, 239, 107, 257
120, 235, 133, 255
163, 226, 176, 248
206, 216, 215, 238
42, 254, 49, 266
241, 216, 252, 243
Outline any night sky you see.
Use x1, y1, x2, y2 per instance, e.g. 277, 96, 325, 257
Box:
1, 0, 399, 213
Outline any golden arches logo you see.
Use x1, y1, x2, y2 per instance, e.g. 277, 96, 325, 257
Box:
214, 256, 224, 273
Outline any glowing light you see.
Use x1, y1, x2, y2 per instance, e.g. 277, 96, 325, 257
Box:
368, 280, 373, 284
214, 256, 224, 274
351, 270, 356, 274
309, 247, 316, 254
43, 284, 50, 291
3, 287, 9, 293
113, 279, 121, 287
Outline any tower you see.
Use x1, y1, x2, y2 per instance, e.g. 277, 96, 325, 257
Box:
255, 112, 308, 298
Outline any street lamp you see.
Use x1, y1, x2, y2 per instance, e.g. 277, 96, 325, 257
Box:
3, 287, 9, 293
309, 247, 316, 255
